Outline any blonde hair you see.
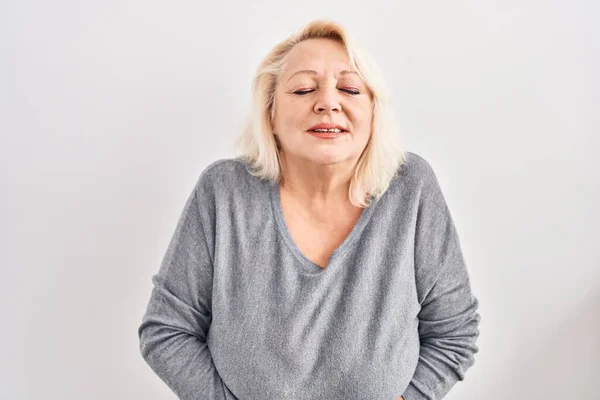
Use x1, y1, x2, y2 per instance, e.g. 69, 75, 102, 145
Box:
235, 19, 408, 207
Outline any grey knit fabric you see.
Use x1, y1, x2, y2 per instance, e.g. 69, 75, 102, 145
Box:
138, 151, 481, 400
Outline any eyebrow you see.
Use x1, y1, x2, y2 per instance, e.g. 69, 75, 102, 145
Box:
286, 69, 359, 83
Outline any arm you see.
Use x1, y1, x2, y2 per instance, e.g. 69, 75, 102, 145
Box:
138, 177, 229, 399
401, 160, 481, 399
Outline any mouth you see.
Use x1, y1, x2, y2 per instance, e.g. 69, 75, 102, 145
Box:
307, 129, 347, 139
306, 123, 348, 139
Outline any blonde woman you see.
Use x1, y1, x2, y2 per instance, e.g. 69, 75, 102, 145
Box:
139, 19, 481, 400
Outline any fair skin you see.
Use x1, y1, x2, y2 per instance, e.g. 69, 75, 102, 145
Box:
272, 38, 373, 269
272, 38, 407, 400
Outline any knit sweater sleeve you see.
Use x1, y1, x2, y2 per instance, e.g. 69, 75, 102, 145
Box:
401, 158, 481, 400
138, 169, 232, 399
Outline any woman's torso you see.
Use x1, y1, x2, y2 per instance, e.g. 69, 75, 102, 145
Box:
203, 156, 423, 400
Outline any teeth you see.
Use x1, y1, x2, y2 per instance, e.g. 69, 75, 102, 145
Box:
313, 128, 343, 133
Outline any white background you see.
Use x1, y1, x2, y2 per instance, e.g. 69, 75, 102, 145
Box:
1, 0, 598, 398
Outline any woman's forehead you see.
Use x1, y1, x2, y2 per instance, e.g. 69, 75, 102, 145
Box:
283, 68, 361, 84
283, 39, 352, 71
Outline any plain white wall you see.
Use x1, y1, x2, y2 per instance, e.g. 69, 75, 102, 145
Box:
1, 0, 598, 398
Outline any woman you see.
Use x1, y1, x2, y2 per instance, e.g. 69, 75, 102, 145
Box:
138, 19, 481, 400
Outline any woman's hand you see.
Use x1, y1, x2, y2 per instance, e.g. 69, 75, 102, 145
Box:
396, 397, 405, 400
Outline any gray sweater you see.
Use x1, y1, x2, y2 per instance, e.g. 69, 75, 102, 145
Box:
138, 151, 481, 400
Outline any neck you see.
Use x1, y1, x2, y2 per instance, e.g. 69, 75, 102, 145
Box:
278, 151, 358, 212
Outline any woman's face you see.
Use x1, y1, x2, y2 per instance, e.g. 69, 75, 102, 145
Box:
273, 38, 373, 167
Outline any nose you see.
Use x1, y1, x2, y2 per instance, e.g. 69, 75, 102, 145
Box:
314, 86, 341, 114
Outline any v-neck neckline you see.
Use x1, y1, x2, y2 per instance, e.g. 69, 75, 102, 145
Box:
269, 181, 378, 274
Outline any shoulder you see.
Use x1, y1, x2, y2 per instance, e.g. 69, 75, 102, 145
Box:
194, 157, 255, 188
403, 151, 433, 172
370, 151, 447, 212
192, 157, 267, 205
392, 151, 440, 191
197, 157, 251, 181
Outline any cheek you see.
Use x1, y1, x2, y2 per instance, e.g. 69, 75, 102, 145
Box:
278, 101, 310, 129
361, 102, 374, 129
347, 102, 373, 130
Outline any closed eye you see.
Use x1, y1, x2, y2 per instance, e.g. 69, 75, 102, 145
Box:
293, 88, 361, 95
341, 88, 360, 95
293, 89, 315, 95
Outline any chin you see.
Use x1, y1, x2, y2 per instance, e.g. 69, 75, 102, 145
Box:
307, 150, 352, 166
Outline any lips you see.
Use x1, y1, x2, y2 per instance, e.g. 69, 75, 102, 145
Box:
307, 130, 346, 139
307, 123, 348, 133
